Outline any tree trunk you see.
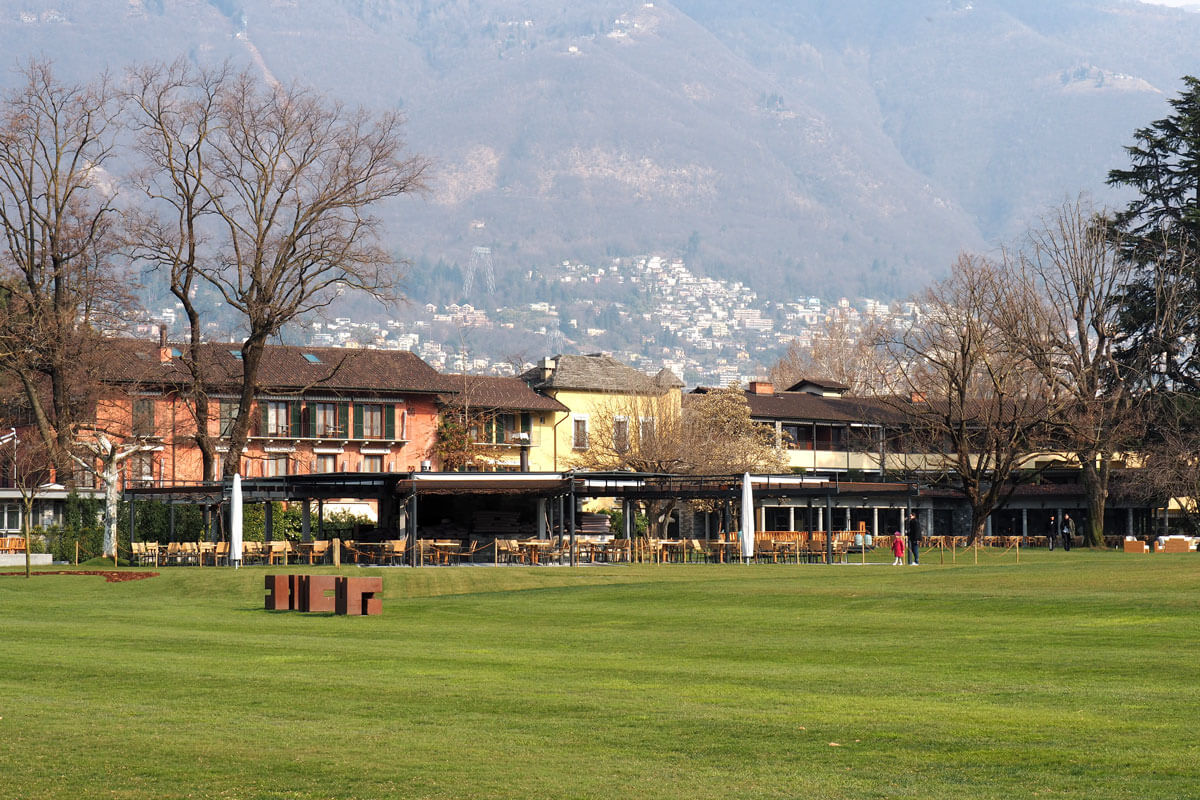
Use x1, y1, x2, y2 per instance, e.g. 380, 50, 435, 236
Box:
967, 511, 988, 546
22, 495, 33, 579
1079, 456, 1108, 547
223, 332, 269, 477
101, 457, 120, 559
182, 288, 218, 482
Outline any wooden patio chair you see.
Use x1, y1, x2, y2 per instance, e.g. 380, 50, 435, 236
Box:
380, 539, 406, 565
310, 539, 331, 564
241, 541, 264, 564
266, 540, 289, 565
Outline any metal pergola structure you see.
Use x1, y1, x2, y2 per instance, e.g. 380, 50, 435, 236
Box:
123, 471, 921, 566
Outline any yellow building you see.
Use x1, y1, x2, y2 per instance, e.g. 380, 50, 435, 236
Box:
436, 375, 567, 472
520, 354, 684, 471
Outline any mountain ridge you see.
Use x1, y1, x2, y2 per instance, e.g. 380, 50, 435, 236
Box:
1, 0, 1196, 301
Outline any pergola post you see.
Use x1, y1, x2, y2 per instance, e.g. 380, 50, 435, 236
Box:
128, 497, 137, 559
568, 478, 577, 567
409, 491, 418, 568
825, 493, 834, 565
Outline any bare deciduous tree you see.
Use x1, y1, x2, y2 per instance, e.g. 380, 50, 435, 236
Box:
127, 63, 430, 477
876, 254, 1056, 543
0, 60, 130, 481
573, 392, 688, 538
683, 385, 788, 476
126, 60, 228, 480
576, 385, 783, 538
770, 310, 889, 395
1002, 198, 1142, 546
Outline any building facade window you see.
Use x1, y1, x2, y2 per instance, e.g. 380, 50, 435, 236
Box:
129, 452, 155, 484
475, 413, 531, 445
639, 417, 656, 447
218, 401, 238, 437
264, 454, 290, 477
312, 403, 341, 438
613, 416, 629, 452
572, 416, 589, 450
316, 454, 338, 473
265, 401, 292, 438
362, 454, 384, 472
1, 503, 21, 532
360, 404, 384, 438
132, 398, 156, 437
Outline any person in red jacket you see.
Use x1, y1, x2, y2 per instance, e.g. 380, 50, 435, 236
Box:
891, 531, 905, 565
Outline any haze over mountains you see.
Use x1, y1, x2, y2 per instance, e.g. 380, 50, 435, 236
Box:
2, 0, 1199, 302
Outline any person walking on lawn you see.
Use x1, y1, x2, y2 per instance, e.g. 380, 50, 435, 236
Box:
1061, 513, 1075, 552
906, 512, 922, 565
891, 531, 905, 565
1047, 514, 1058, 551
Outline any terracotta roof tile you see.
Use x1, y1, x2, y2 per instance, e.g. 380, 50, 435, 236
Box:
439, 375, 567, 412
101, 338, 454, 396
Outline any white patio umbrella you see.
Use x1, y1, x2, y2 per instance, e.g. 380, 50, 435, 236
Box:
740, 472, 755, 562
230, 473, 244, 568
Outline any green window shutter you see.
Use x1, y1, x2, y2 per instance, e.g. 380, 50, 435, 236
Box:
485, 418, 494, 443
384, 405, 395, 439
521, 413, 531, 433
353, 404, 364, 439
338, 403, 349, 439
295, 402, 306, 438
260, 401, 268, 437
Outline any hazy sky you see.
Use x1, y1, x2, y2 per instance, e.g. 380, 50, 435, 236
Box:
1140, 0, 1199, 6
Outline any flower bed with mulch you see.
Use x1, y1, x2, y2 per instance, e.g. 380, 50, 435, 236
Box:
0, 570, 158, 582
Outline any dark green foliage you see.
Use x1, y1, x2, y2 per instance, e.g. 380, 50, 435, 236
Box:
41, 493, 104, 562
601, 507, 647, 538
1107, 75, 1200, 391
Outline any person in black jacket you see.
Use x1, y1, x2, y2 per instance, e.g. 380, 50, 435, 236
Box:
1047, 514, 1058, 551
906, 512, 923, 565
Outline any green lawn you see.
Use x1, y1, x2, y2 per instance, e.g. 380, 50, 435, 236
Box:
2, 550, 1197, 799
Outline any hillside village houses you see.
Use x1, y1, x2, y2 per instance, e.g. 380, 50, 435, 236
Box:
1, 335, 1160, 554
135, 255, 915, 387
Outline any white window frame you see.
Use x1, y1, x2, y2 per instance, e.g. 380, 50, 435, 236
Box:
613, 416, 629, 453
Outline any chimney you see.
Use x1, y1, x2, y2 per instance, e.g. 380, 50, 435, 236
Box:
749, 381, 775, 395
158, 325, 172, 363
539, 356, 557, 382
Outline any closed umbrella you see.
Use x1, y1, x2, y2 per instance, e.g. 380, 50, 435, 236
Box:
230, 473, 243, 568
740, 472, 755, 562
